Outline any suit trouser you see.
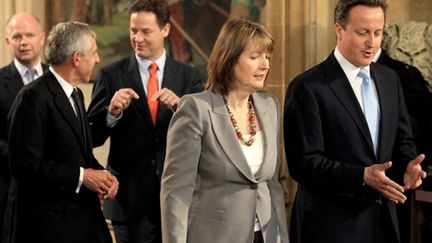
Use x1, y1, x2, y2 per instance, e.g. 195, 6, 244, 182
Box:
112, 217, 161, 243
0, 172, 10, 242
377, 205, 398, 243
254, 231, 264, 243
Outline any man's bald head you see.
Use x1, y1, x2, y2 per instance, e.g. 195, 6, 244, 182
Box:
5, 13, 46, 68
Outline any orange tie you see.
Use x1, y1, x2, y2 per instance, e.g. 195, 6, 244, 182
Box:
148, 63, 159, 125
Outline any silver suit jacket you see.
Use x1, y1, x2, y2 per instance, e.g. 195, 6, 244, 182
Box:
161, 90, 289, 243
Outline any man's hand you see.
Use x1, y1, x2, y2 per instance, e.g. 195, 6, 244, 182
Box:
364, 162, 406, 203
404, 154, 427, 190
103, 172, 119, 200
151, 88, 180, 110
108, 88, 139, 117
83, 169, 119, 199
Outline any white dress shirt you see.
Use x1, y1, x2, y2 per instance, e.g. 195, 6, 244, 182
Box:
334, 47, 380, 113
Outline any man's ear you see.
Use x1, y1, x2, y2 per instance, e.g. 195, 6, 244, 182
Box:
334, 23, 346, 41
71, 52, 80, 67
162, 23, 170, 38
39, 32, 46, 46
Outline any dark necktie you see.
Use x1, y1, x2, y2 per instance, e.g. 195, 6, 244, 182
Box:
71, 88, 88, 148
148, 63, 159, 125
358, 69, 380, 155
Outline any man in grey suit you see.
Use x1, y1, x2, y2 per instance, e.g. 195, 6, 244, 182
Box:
284, 1, 426, 242
87, 1, 202, 242
0, 13, 46, 239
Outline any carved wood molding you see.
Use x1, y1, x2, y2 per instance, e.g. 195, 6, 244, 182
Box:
383, 21, 432, 90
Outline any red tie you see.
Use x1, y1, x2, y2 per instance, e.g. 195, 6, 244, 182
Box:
148, 63, 159, 125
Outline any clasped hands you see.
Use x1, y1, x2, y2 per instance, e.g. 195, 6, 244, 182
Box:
108, 88, 180, 117
83, 168, 119, 200
364, 154, 427, 204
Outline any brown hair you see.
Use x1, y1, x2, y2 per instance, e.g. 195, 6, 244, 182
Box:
128, 0, 170, 28
205, 18, 274, 95
334, 0, 387, 28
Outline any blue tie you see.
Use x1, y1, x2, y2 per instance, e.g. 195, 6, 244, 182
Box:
358, 69, 379, 155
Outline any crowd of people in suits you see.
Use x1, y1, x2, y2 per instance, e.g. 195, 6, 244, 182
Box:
1, 0, 431, 243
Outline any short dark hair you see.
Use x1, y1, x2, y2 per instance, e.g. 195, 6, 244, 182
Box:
128, 0, 170, 28
334, 0, 387, 28
205, 18, 274, 95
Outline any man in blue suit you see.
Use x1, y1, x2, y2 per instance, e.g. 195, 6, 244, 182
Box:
284, 1, 427, 242
87, 1, 203, 242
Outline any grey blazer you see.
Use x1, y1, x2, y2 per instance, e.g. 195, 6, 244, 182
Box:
160, 90, 289, 243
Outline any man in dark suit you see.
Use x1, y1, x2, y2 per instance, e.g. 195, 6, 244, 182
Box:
87, 0, 202, 242
0, 13, 46, 239
375, 48, 432, 243
375, 48, 432, 168
284, 1, 427, 243
7, 21, 119, 243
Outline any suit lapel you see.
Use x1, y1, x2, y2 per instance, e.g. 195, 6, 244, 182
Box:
251, 93, 277, 181
45, 71, 88, 153
209, 91, 256, 182
123, 55, 154, 126
371, 64, 391, 161
4, 63, 49, 97
158, 58, 180, 123
325, 55, 376, 156
4, 63, 24, 98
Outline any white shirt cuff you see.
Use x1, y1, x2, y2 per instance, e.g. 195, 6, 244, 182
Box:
75, 167, 84, 193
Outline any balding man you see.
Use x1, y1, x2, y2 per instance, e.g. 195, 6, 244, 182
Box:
0, 13, 47, 239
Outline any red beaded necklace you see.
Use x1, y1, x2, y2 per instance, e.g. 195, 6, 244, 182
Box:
224, 96, 257, 146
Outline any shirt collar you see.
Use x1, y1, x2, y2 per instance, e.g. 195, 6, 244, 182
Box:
135, 49, 166, 73
372, 48, 382, 63
14, 58, 43, 78
49, 66, 75, 98
334, 47, 370, 82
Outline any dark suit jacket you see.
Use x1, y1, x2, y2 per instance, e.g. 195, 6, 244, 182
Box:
0, 62, 48, 180
377, 50, 432, 167
0, 62, 47, 241
6, 70, 112, 243
87, 54, 202, 221
284, 53, 417, 243
377, 50, 432, 243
